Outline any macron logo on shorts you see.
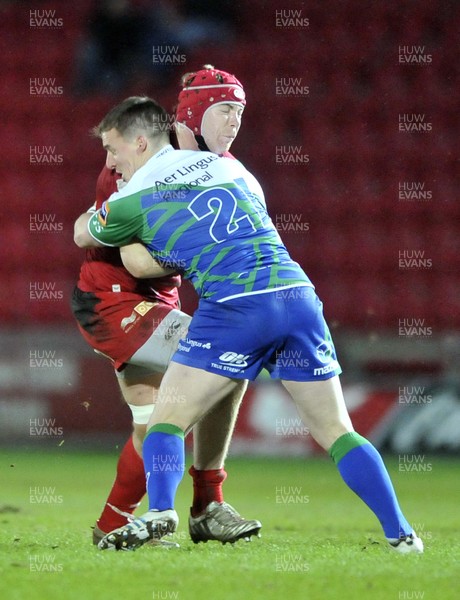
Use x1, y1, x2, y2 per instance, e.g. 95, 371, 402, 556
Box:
218, 352, 250, 368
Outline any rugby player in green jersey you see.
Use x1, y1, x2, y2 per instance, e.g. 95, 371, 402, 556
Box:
75, 94, 423, 555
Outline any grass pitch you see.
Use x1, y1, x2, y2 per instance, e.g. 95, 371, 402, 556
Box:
1, 449, 458, 600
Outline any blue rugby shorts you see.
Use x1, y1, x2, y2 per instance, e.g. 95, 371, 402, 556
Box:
171, 286, 342, 382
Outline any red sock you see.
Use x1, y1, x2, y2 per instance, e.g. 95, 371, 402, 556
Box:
189, 465, 227, 517
96, 436, 146, 533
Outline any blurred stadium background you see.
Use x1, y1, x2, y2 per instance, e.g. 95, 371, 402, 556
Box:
1, 0, 459, 457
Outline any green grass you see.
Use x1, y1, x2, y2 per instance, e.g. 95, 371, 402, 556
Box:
1, 450, 459, 600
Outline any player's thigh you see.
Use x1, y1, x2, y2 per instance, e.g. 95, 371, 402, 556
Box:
281, 375, 353, 450
117, 367, 163, 406
151, 362, 240, 432
232, 378, 249, 401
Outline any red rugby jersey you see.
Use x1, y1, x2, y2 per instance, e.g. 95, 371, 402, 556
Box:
77, 166, 180, 306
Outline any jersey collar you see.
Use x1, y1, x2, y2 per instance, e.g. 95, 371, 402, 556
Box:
128, 145, 174, 186
152, 144, 174, 160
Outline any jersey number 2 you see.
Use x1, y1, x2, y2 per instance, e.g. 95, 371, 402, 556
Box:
187, 187, 255, 243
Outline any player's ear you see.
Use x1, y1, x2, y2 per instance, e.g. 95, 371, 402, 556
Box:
136, 135, 148, 153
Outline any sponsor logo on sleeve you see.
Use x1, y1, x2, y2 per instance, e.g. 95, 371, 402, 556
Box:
98, 201, 110, 226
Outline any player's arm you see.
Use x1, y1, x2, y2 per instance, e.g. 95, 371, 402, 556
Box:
73, 201, 172, 277
78, 194, 175, 280
74, 211, 103, 248
120, 243, 176, 279
82, 196, 143, 250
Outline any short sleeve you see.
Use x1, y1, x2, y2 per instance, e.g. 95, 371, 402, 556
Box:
87, 195, 141, 247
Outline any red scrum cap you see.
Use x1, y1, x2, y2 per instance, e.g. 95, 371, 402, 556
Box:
175, 65, 246, 136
